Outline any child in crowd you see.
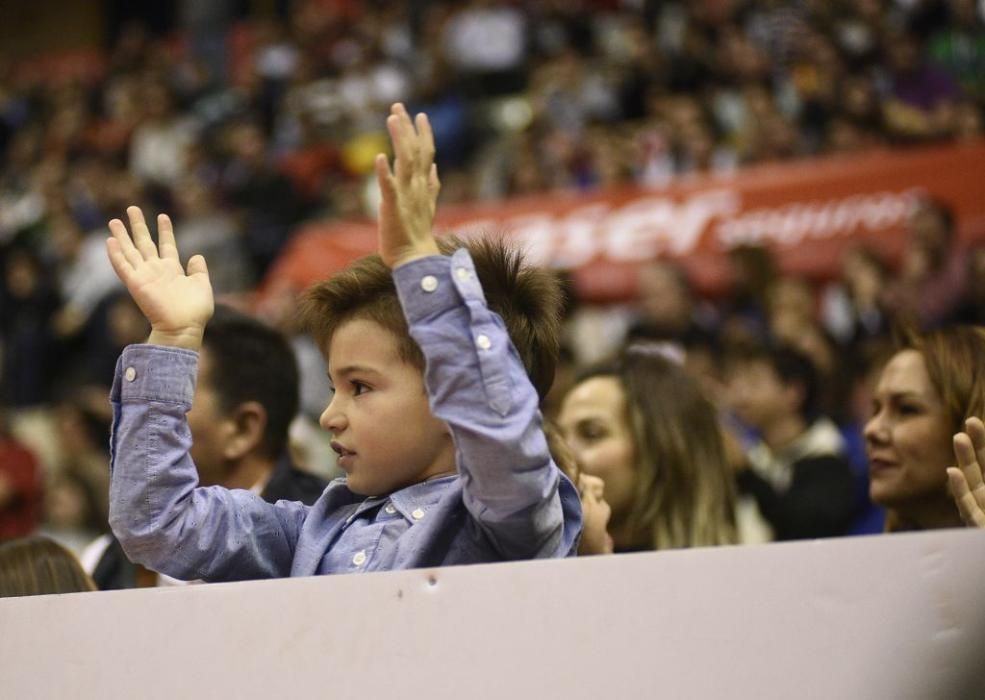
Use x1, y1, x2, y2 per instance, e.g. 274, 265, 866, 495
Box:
726, 344, 856, 541
103, 103, 581, 580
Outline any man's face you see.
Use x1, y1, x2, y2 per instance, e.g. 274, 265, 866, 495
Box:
186, 347, 234, 487
319, 318, 455, 496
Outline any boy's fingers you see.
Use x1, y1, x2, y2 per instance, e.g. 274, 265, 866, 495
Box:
186, 254, 209, 278
375, 153, 396, 199
416, 112, 435, 166
126, 206, 157, 259
108, 218, 143, 268
429, 162, 440, 193
428, 163, 440, 215
157, 214, 179, 261
392, 103, 422, 174
105, 238, 134, 280
387, 112, 412, 182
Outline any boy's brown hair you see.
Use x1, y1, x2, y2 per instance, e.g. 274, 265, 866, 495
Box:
297, 236, 564, 400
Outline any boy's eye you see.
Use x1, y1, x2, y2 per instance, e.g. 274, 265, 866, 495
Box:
352, 381, 370, 396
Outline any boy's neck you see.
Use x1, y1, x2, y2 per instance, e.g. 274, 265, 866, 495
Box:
423, 470, 457, 482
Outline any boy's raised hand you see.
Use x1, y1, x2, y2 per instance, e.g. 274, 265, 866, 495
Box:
106, 206, 214, 351
948, 417, 985, 528
375, 103, 441, 268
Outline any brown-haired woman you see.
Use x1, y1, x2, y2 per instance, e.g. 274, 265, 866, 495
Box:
864, 325, 985, 531
558, 345, 737, 552
0, 536, 96, 597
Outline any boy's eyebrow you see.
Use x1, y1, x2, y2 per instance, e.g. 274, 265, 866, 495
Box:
328, 364, 383, 379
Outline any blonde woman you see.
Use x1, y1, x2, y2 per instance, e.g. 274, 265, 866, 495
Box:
558, 345, 737, 552
0, 536, 96, 597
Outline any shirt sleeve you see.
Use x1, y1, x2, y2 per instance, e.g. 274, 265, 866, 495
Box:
393, 249, 579, 559
108, 345, 307, 582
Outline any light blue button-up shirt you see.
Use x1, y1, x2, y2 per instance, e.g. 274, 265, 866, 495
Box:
108, 250, 582, 581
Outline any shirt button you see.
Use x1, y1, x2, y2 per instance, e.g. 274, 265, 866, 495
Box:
411, 508, 425, 521
352, 550, 367, 566
384, 504, 396, 515
420, 275, 438, 292
476, 334, 492, 351
455, 267, 470, 281
125, 367, 137, 382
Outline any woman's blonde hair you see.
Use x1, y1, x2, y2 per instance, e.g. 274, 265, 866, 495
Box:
580, 345, 737, 550
0, 536, 96, 597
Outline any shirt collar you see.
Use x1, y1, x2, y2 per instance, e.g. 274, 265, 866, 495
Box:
388, 474, 457, 520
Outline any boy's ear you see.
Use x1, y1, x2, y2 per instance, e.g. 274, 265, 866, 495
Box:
222, 401, 268, 461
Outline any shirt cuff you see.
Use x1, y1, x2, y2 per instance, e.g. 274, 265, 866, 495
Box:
393, 249, 488, 323
112, 344, 199, 408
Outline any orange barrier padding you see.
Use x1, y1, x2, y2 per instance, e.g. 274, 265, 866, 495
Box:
263, 141, 985, 302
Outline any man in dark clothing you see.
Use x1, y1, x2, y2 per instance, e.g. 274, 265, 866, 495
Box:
87, 306, 325, 588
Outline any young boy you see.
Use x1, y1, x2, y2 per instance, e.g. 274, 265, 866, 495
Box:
725, 344, 856, 541
104, 103, 581, 580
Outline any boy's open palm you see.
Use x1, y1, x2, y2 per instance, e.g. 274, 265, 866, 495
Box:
375, 103, 441, 268
106, 206, 214, 350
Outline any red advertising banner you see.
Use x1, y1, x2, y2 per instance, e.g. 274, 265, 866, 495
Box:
263, 140, 985, 303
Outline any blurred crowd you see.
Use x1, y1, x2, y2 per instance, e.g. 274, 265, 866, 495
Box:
2, 0, 985, 576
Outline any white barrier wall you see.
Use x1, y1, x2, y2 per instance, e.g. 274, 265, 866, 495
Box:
3, 529, 985, 700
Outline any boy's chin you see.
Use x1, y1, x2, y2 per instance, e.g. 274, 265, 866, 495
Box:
344, 475, 390, 497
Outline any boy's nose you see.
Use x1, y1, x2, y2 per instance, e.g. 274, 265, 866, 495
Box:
319, 402, 346, 434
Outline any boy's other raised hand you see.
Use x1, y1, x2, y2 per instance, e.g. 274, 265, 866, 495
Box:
106, 206, 214, 351
375, 103, 441, 269
948, 417, 985, 528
